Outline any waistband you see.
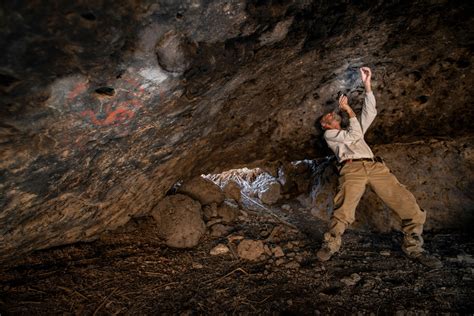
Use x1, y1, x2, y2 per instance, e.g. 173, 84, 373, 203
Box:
339, 156, 383, 166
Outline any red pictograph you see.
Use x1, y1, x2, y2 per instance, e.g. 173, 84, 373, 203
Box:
80, 99, 142, 126
67, 75, 147, 127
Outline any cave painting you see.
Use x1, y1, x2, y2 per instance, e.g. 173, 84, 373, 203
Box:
80, 99, 142, 126
66, 76, 147, 127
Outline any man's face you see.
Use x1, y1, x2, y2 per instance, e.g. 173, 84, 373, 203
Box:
320, 112, 341, 130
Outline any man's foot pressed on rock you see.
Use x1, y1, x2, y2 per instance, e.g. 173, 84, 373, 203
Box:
407, 251, 443, 269
316, 246, 336, 262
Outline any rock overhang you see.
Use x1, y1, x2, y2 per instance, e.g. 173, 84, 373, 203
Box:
0, 0, 473, 262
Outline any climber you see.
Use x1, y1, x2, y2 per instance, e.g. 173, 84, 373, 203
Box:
316, 67, 442, 269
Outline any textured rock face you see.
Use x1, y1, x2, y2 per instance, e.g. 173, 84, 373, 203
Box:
0, 1, 473, 261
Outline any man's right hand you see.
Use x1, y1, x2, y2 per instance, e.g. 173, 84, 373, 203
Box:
339, 95, 356, 118
360, 67, 372, 92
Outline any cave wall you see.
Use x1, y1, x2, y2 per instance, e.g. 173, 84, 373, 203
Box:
0, 0, 473, 262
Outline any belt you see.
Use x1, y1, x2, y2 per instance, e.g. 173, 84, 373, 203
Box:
339, 156, 383, 166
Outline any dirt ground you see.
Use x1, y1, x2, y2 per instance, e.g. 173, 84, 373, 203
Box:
1, 201, 473, 315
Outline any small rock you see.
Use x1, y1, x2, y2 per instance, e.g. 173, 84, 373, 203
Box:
202, 203, 218, 221
210, 244, 230, 255
284, 261, 300, 269
275, 258, 286, 266
264, 245, 272, 256
237, 239, 265, 261
192, 262, 204, 269
272, 246, 285, 258
281, 204, 291, 211
341, 273, 361, 286
295, 254, 304, 263
216, 200, 240, 223
210, 224, 231, 237
227, 235, 244, 242
380, 250, 391, 256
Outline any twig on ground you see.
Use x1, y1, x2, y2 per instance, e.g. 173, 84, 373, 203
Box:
93, 287, 119, 316
57, 286, 89, 301
207, 267, 249, 284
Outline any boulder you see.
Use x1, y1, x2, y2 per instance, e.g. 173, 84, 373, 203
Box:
223, 179, 242, 203
151, 194, 205, 248
257, 180, 281, 205
155, 31, 195, 73
178, 177, 225, 206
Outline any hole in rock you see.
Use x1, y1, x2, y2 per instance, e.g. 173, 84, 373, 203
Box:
94, 86, 115, 96
456, 58, 470, 69
80, 12, 96, 21
0, 73, 19, 87
416, 95, 429, 104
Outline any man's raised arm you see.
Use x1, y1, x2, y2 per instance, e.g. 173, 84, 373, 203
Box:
360, 67, 376, 134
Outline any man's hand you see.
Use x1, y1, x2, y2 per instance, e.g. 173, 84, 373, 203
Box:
339, 95, 356, 118
359, 67, 372, 92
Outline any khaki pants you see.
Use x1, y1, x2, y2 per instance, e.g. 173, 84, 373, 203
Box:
323, 161, 426, 255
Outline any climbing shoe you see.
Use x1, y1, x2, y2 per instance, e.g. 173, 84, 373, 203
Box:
407, 251, 443, 269
316, 246, 335, 262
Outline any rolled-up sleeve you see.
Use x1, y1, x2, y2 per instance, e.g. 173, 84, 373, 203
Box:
361, 91, 377, 134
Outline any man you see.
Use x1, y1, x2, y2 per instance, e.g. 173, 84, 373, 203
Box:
317, 67, 442, 269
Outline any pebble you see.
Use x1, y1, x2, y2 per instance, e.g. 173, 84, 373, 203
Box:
264, 244, 272, 256
281, 204, 291, 211
380, 250, 391, 256
341, 273, 361, 286
192, 262, 203, 269
275, 258, 286, 266
227, 235, 244, 242
210, 244, 230, 255
272, 246, 285, 258
284, 261, 300, 269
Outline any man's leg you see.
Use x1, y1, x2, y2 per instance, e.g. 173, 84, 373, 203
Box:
367, 162, 442, 268
317, 163, 368, 261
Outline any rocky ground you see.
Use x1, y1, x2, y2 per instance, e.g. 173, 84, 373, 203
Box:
1, 199, 473, 315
